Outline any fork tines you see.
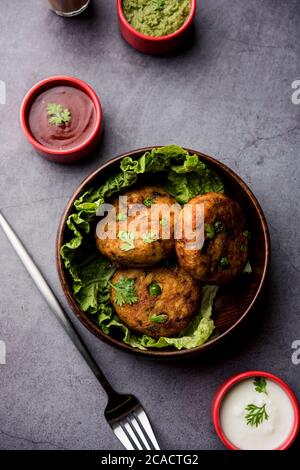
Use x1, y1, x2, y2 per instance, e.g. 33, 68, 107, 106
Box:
112, 407, 160, 451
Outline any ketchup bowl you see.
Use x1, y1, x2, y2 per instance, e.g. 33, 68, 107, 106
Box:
212, 371, 300, 450
20, 76, 103, 164
117, 0, 197, 55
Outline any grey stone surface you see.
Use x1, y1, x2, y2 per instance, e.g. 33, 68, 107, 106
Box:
0, 0, 299, 451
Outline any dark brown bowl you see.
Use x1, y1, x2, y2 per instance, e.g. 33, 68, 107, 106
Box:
56, 147, 271, 358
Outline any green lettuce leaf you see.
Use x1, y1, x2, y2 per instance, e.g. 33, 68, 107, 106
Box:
60, 145, 223, 350
165, 152, 224, 204
120, 144, 187, 174
120, 145, 224, 204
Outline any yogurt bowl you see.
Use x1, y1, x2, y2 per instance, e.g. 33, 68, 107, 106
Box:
212, 371, 300, 450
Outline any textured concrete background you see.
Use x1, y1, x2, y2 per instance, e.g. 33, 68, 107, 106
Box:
0, 0, 299, 450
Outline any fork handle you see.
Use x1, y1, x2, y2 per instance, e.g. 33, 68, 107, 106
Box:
0, 211, 116, 397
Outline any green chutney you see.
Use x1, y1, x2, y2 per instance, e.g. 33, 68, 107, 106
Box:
123, 0, 191, 38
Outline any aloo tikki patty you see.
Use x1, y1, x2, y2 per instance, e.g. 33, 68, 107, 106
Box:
175, 192, 249, 284
110, 266, 201, 338
96, 186, 180, 267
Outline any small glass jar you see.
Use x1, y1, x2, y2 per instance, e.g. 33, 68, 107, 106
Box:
48, 0, 90, 17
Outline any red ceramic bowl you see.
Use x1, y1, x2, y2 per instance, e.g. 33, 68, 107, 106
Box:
20, 76, 103, 164
117, 0, 197, 55
212, 371, 300, 450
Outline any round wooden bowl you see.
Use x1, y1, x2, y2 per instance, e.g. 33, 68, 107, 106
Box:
56, 147, 271, 358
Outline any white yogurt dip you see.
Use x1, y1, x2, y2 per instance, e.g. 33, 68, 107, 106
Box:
220, 378, 295, 450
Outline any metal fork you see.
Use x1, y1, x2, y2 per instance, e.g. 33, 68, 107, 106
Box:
0, 211, 160, 451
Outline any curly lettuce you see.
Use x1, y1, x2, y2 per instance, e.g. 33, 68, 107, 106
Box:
60, 145, 223, 350
120, 145, 224, 204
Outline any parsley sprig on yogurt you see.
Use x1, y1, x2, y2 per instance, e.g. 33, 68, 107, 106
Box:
245, 403, 269, 427
253, 377, 268, 395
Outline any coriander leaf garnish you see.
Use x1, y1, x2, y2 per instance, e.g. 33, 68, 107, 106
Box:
219, 256, 229, 268
118, 231, 135, 251
150, 313, 168, 323
253, 377, 268, 395
245, 403, 268, 427
240, 244, 247, 252
117, 212, 127, 221
143, 198, 154, 207
214, 221, 224, 234
142, 232, 158, 244
205, 221, 223, 239
47, 103, 72, 126
110, 277, 138, 306
243, 230, 251, 239
205, 224, 215, 239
